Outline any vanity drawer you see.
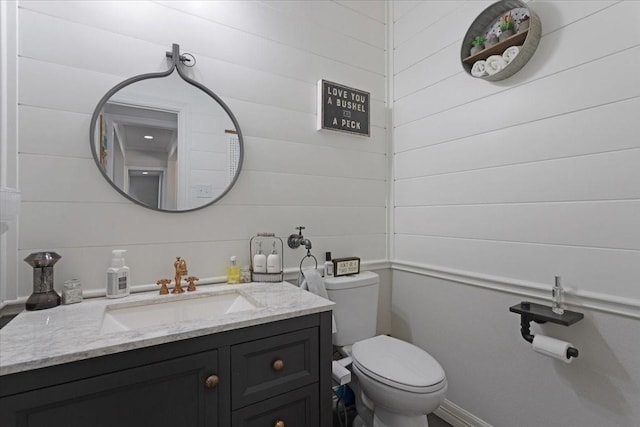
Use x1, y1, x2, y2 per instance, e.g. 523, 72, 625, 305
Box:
231, 327, 318, 409
231, 384, 319, 427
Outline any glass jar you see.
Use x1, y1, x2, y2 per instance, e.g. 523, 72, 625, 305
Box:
240, 265, 251, 283
62, 279, 83, 304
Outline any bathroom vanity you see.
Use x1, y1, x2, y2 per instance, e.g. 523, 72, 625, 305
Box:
0, 282, 334, 427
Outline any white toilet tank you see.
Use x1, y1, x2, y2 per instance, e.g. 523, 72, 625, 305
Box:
325, 271, 379, 347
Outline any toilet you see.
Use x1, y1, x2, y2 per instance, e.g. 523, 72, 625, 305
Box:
325, 271, 447, 427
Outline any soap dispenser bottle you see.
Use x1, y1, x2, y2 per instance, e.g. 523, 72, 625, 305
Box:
227, 256, 241, 284
267, 242, 280, 274
253, 242, 267, 273
106, 249, 130, 298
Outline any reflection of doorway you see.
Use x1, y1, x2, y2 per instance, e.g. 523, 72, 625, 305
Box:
103, 102, 180, 210
128, 170, 163, 209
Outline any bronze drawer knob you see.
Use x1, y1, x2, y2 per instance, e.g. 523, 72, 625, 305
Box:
204, 375, 219, 389
272, 359, 285, 372
274, 421, 285, 427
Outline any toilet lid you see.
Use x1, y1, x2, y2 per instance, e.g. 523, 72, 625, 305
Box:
352, 335, 446, 392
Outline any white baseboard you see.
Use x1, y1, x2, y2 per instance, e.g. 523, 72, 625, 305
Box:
434, 399, 493, 427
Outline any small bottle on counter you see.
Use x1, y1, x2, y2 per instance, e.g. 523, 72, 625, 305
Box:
240, 265, 251, 283
106, 249, 130, 298
324, 252, 333, 277
62, 279, 83, 304
227, 256, 241, 284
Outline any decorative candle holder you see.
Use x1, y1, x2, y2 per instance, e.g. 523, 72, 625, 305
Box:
24, 251, 62, 311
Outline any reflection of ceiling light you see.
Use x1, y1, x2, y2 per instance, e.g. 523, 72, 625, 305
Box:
142, 171, 149, 175
144, 135, 154, 139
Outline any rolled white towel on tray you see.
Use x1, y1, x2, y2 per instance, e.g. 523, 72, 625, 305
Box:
502, 45, 521, 63
471, 60, 487, 77
485, 55, 508, 75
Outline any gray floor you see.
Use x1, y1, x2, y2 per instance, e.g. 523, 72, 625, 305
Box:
333, 406, 452, 427
428, 413, 454, 427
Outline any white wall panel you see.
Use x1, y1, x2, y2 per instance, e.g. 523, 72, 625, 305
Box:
394, 97, 640, 179
226, 99, 387, 153
395, 46, 640, 153
334, 0, 386, 23
19, 154, 386, 207
19, 107, 92, 158
395, 149, 640, 206
6, 1, 388, 299
158, 0, 385, 72
262, 1, 385, 48
19, 202, 386, 250
393, 1, 619, 101
393, 1, 464, 47
19, 2, 386, 99
395, 46, 640, 131
392, 271, 640, 427
394, 235, 640, 299
392, 3, 640, 424
395, 201, 640, 250
16, 233, 387, 298
394, 1, 490, 73
220, 171, 386, 207
392, 1, 421, 23
244, 137, 387, 180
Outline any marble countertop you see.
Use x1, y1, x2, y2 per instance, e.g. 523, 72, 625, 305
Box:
0, 282, 334, 376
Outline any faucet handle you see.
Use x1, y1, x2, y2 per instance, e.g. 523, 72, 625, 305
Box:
157, 279, 171, 295
296, 226, 305, 235
186, 276, 199, 292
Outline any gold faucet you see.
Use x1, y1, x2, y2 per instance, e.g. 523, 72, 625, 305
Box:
172, 257, 188, 294
186, 276, 199, 292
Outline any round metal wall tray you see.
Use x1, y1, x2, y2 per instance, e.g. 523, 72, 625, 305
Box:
461, 0, 541, 81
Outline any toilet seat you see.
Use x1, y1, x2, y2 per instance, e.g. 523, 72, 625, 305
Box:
352, 335, 446, 394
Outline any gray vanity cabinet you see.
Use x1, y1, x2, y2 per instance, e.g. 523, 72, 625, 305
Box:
0, 312, 332, 427
0, 350, 221, 426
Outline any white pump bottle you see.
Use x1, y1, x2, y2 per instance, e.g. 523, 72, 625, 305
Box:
106, 249, 130, 298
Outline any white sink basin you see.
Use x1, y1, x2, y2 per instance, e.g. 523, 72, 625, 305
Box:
100, 291, 260, 334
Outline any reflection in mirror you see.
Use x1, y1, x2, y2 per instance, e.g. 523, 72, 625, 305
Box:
91, 45, 243, 213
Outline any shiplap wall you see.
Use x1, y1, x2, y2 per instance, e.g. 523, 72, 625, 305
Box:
391, 1, 640, 426
3, 1, 388, 305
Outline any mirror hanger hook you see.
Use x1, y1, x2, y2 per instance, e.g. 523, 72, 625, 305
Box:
165, 44, 196, 68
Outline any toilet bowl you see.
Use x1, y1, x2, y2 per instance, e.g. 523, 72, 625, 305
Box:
350, 335, 447, 427
324, 272, 447, 427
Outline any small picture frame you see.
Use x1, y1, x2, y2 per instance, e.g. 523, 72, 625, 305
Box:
332, 257, 360, 277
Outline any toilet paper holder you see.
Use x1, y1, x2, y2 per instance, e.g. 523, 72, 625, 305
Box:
510, 301, 583, 359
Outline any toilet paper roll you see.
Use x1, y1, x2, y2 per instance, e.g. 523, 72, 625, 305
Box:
532, 335, 573, 364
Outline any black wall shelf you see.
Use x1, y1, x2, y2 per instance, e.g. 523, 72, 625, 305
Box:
509, 301, 584, 326
510, 301, 583, 360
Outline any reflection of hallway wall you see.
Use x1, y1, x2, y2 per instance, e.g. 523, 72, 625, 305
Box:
128, 174, 160, 209
113, 132, 124, 189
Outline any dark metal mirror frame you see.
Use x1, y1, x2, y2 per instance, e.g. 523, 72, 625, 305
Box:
89, 43, 244, 213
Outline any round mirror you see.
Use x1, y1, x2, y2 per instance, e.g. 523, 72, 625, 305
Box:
90, 49, 243, 212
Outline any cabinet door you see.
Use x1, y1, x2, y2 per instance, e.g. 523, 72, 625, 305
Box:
231, 384, 319, 427
0, 350, 219, 427
231, 328, 318, 409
